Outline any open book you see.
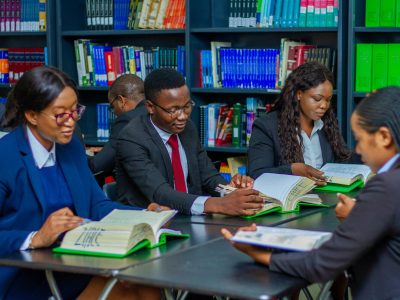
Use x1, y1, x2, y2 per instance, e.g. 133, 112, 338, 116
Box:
53, 210, 189, 258
231, 226, 332, 251
218, 173, 326, 218
315, 163, 373, 192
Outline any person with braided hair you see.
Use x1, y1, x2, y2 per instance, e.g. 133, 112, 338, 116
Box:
248, 61, 355, 183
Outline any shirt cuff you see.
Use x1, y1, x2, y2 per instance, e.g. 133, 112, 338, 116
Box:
190, 196, 209, 215
20, 231, 37, 250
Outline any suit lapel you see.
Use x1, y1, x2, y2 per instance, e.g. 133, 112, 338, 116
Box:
179, 127, 197, 187
17, 127, 47, 219
144, 117, 174, 184
318, 130, 330, 163
56, 143, 89, 215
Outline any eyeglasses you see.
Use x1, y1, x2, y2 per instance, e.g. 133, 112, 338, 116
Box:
41, 104, 86, 126
108, 96, 119, 112
149, 100, 195, 117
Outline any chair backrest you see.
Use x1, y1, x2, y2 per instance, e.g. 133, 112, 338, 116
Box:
103, 182, 117, 201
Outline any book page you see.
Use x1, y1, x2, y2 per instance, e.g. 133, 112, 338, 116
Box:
100, 209, 177, 238
254, 173, 314, 208
232, 226, 332, 252
284, 178, 317, 211
320, 163, 372, 184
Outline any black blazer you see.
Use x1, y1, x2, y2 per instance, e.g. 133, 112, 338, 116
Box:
115, 115, 227, 214
89, 101, 147, 175
248, 111, 336, 179
270, 158, 400, 299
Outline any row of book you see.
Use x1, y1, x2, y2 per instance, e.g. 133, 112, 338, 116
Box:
96, 103, 117, 140
228, 0, 339, 28
74, 39, 185, 87
85, 0, 185, 30
0, 47, 47, 84
0, 0, 46, 32
199, 97, 273, 148
200, 40, 336, 90
355, 43, 400, 93
365, 0, 400, 27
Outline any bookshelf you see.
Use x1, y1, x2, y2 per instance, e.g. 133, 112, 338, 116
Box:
189, 0, 349, 154
347, 0, 400, 147
55, 0, 186, 144
0, 1, 57, 98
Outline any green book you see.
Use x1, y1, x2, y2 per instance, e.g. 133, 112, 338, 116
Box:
365, 0, 380, 27
314, 180, 364, 193
372, 44, 388, 91
232, 103, 242, 146
306, 0, 315, 27
396, 0, 400, 27
388, 44, 400, 86
220, 173, 326, 219
380, 0, 396, 27
53, 209, 189, 258
355, 44, 372, 92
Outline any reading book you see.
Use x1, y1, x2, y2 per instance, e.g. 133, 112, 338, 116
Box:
53, 209, 189, 258
315, 163, 373, 193
218, 173, 326, 218
231, 226, 332, 251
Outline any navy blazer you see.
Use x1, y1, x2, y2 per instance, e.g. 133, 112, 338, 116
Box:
0, 126, 132, 297
248, 111, 337, 179
270, 158, 400, 299
116, 115, 227, 214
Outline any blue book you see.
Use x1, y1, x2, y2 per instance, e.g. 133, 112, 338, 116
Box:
293, 0, 301, 27
274, 0, 284, 27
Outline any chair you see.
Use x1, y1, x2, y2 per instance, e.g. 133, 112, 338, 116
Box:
103, 182, 118, 201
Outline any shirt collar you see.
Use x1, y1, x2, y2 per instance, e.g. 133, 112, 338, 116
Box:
149, 116, 172, 145
377, 153, 400, 174
312, 119, 324, 134
26, 126, 56, 169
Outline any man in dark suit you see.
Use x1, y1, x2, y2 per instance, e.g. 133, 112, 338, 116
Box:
116, 68, 263, 215
89, 74, 147, 175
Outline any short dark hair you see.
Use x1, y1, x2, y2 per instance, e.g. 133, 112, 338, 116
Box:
144, 68, 186, 103
108, 74, 144, 103
355, 86, 400, 151
3, 66, 77, 128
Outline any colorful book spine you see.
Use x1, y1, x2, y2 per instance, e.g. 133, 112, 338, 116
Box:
365, 0, 380, 27
380, 0, 396, 27
371, 44, 388, 91
355, 44, 372, 92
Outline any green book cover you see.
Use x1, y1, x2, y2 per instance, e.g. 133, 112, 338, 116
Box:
232, 103, 242, 147
365, 0, 380, 27
396, 0, 400, 27
380, 0, 396, 27
388, 44, 400, 86
355, 44, 372, 92
371, 44, 388, 90
306, 0, 315, 27
314, 179, 364, 193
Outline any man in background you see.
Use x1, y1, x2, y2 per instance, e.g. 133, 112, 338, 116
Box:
89, 74, 147, 176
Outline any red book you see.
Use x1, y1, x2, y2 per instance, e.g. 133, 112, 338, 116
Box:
104, 47, 116, 86
295, 45, 316, 66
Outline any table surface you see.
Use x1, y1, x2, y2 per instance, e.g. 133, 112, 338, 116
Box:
117, 237, 307, 300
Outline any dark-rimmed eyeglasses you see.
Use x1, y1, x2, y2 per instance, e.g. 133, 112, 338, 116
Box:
149, 100, 195, 117
41, 104, 86, 126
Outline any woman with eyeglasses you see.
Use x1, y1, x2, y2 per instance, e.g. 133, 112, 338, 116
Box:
0, 66, 161, 299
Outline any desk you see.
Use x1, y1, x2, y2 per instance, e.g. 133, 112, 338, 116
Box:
117, 238, 307, 300
0, 221, 233, 300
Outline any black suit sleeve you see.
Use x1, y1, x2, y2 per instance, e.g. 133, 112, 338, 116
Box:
269, 174, 396, 282
248, 117, 292, 179
89, 117, 129, 174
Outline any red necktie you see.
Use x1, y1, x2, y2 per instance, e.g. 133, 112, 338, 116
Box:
167, 134, 187, 192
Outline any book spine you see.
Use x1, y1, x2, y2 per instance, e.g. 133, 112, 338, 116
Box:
355, 44, 372, 93
371, 43, 388, 91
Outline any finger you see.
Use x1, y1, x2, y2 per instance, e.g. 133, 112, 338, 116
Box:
236, 174, 242, 187
221, 228, 233, 239
246, 177, 254, 188
238, 224, 257, 232
246, 195, 264, 203
337, 193, 352, 204
237, 188, 260, 196
52, 207, 75, 217
241, 209, 257, 216
241, 202, 264, 210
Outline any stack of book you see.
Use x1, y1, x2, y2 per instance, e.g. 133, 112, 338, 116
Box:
96, 103, 117, 141
85, 0, 185, 30
0, 47, 47, 84
365, 0, 400, 27
0, 0, 46, 32
200, 97, 272, 148
228, 0, 339, 29
200, 40, 336, 90
74, 39, 185, 87
355, 43, 400, 93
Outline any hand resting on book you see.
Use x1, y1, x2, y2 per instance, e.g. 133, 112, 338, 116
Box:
221, 224, 272, 266
291, 163, 327, 186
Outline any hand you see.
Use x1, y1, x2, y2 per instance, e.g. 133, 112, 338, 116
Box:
147, 203, 171, 212
31, 207, 84, 248
335, 193, 356, 222
221, 224, 272, 265
229, 174, 254, 189
204, 189, 264, 216
291, 163, 326, 185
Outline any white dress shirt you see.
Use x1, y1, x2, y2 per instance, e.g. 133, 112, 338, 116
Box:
300, 119, 324, 169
